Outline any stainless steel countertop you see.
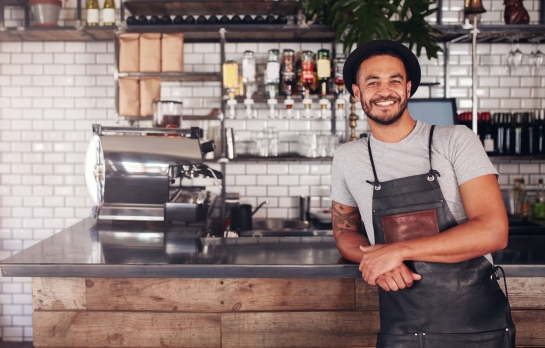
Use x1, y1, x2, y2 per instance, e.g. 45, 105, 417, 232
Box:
0, 218, 544, 278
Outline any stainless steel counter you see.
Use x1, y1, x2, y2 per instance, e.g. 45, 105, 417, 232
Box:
0, 218, 544, 278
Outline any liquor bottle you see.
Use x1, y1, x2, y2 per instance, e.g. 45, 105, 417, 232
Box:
300, 50, 316, 118
242, 15, 253, 24
242, 51, 257, 118
514, 112, 523, 155
495, 113, 505, 155
505, 113, 515, 155
223, 60, 239, 119
334, 55, 345, 94
280, 49, 295, 96
220, 15, 230, 24
524, 112, 533, 154
534, 179, 545, 220
197, 15, 208, 24
317, 49, 331, 118
265, 15, 276, 24
149, 15, 160, 25
208, 15, 219, 24
483, 112, 495, 155
254, 15, 265, 24
537, 110, 545, 153
185, 15, 195, 24
173, 15, 184, 24
295, 51, 304, 96
231, 15, 242, 24
265, 49, 281, 118
102, 0, 116, 26
160, 15, 172, 25
86, 0, 99, 26
137, 15, 148, 25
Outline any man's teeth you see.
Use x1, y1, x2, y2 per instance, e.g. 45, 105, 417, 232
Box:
376, 101, 395, 106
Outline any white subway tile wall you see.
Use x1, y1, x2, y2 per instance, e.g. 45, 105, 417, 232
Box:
0, 2, 545, 340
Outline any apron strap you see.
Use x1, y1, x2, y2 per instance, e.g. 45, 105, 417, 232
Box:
365, 139, 382, 190
427, 125, 441, 181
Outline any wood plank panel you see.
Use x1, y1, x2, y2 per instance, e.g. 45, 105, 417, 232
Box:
221, 311, 380, 348
513, 310, 545, 347
33, 311, 220, 347
85, 278, 355, 312
355, 279, 379, 310
32, 278, 86, 311
507, 278, 545, 309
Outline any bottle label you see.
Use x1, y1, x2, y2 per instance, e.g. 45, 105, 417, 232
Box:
266, 62, 280, 81
102, 8, 116, 24
87, 9, 99, 24
484, 138, 495, 152
317, 60, 331, 79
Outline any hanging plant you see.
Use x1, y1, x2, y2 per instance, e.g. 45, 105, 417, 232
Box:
302, 0, 442, 59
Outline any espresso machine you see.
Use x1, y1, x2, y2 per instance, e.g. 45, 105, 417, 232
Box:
85, 124, 221, 223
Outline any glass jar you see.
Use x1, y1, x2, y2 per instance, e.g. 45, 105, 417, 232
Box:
300, 50, 315, 96
334, 55, 346, 93
266, 49, 280, 98
223, 60, 239, 97
281, 49, 295, 96
242, 50, 256, 95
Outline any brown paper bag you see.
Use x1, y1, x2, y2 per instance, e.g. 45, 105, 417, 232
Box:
119, 77, 140, 116
161, 33, 184, 72
118, 33, 140, 72
140, 33, 161, 72
140, 77, 161, 117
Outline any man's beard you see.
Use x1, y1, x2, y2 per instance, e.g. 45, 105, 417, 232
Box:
362, 95, 408, 126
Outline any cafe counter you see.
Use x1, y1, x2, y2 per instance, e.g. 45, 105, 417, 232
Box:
1, 218, 544, 348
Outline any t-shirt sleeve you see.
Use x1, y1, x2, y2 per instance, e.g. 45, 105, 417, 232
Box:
448, 125, 498, 185
330, 147, 358, 207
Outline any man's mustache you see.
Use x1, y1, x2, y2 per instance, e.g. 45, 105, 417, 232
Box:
370, 96, 401, 104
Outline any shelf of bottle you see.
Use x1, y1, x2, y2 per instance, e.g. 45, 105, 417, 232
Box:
121, 24, 337, 42
123, 0, 299, 17
118, 115, 222, 121
435, 24, 545, 43
234, 94, 339, 103
117, 71, 221, 82
0, 26, 115, 42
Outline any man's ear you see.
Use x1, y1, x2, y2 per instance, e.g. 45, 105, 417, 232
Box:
406, 80, 412, 98
352, 84, 361, 102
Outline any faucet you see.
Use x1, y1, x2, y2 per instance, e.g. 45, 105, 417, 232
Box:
299, 196, 310, 222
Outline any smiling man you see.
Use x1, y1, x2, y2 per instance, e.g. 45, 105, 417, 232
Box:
330, 40, 516, 347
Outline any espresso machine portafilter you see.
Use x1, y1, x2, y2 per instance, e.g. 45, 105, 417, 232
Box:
85, 124, 221, 223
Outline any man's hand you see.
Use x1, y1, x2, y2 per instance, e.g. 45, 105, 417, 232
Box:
374, 264, 422, 291
359, 244, 420, 286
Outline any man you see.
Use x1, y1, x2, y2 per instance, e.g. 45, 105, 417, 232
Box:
330, 40, 515, 347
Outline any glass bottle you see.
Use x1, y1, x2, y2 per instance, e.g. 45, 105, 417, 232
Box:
334, 56, 345, 94
86, 0, 100, 26
281, 49, 295, 118
534, 179, 545, 220
242, 51, 257, 118
102, 0, 116, 26
266, 49, 280, 118
223, 60, 239, 119
185, 15, 195, 24
300, 50, 315, 118
317, 49, 331, 118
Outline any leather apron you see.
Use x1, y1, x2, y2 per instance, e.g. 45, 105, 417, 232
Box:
367, 126, 516, 348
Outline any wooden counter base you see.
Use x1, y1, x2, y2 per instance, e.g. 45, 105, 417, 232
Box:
32, 277, 545, 347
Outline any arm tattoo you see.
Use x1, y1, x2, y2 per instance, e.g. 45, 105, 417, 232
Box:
332, 205, 361, 229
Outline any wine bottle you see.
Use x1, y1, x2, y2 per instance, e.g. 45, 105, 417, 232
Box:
160, 15, 172, 24
254, 15, 265, 24
265, 15, 276, 24
208, 15, 219, 24
277, 14, 288, 24
149, 15, 160, 25
242, 15, 253, 24
137, 15, 148, 25
185, 15, 195, 24
505, 113, 515, 155
126, 15, 136, 25
514, 112, 523, 155
538, 110, 545, 154
525, 112, 534, 154
495, 113, 505, 155
197, 15, 208, 24
231, 15, 242, 24
173, 15, 184, 24
86, 0, 99, 26
483, 112, 495, 155
220, 15, 230, 24
102, 0, 116, 26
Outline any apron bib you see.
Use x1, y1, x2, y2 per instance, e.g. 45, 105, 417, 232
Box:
366, 126, 515, 348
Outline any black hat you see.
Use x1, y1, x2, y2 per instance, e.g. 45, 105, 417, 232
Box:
343, 40, 421, 97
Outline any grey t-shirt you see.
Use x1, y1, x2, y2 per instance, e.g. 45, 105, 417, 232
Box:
330, 121, 498, 262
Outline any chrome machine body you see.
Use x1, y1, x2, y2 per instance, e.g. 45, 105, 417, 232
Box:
85, 124, 220, 222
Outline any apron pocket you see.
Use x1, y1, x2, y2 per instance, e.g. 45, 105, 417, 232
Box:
377, 333, 418, 348
422, 328, 510, 348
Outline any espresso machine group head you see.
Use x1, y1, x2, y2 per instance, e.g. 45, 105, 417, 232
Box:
85, 124, 221, 223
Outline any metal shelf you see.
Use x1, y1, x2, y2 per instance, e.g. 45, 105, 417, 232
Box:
122, 0, 299, 16
436, 24, 545, 43
118, 115, 222, 121
207, 155, 333, 163
0, 26, 115, 41
117, 71, 221, 82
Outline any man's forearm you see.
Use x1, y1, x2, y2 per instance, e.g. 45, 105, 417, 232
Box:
334, 230, 370, 263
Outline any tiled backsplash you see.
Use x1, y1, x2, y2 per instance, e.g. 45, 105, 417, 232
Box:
1, 1, 545, 340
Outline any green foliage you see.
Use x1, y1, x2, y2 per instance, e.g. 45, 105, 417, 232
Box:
301, 0, 442, 59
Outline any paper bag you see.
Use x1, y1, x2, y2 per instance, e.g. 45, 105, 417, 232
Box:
140, 33, 161, 72
140, 77, 161, 117
161, 33, 184, 72
118, 77, 140, 116
118, 33, 140, 72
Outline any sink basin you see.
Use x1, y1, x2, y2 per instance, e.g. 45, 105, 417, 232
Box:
252, 219, 309, 230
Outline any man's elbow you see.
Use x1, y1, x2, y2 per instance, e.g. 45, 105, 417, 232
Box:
489, 216, 509, 251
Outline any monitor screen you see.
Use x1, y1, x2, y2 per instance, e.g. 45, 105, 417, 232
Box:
407, 98, 458, 126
